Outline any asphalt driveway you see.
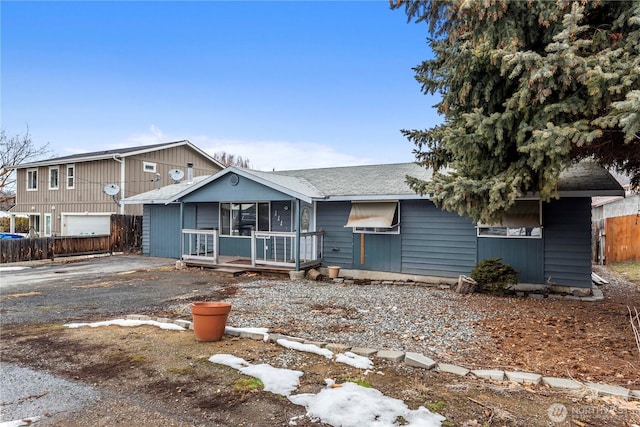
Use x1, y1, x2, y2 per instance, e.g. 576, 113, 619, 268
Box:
0, 254, 230, 325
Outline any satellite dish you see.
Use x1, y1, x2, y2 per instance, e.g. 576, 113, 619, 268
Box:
168, 169, 185, 182
103, 183, 120, 196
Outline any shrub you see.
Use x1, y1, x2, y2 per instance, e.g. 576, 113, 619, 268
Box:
470, 258, 518, 293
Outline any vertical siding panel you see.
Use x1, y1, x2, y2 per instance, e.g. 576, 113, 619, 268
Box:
401, 200, 477, 277
316, 201, 353, 268
142, 205, 150, 255
149, 204, 181, 258
544, 198, 592, 288
196, 203, 218, 229
478, 238, 543, 283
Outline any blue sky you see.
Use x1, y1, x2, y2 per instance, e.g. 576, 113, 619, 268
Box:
2, 1, 441, 171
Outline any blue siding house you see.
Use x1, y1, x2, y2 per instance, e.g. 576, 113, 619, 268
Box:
123, 162, 623, 291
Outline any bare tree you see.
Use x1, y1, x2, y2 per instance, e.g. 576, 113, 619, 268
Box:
214, 151, 251, 169
0, 128, 51, 208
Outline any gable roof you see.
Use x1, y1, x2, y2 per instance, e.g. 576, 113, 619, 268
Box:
11, 140, 224, 169
122, 161, 624, 205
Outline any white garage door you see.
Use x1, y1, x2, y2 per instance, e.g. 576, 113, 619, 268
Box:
64, 214, 111, 236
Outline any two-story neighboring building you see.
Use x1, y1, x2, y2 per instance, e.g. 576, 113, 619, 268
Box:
9, 140, 224, 236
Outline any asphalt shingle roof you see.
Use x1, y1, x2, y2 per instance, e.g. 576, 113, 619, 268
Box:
13, 140, 190, 168
123, 161, 624, 204
272, 163, 434, 198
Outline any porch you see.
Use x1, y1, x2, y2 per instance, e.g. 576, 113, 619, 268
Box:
181, 228, 324, 272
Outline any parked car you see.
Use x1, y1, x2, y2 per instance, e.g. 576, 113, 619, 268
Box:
0, 233, 25, 239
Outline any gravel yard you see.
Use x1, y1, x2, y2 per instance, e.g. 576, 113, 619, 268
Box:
2, 255, 639, 426
215, 280, 486, 360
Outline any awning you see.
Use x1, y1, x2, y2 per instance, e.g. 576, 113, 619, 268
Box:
344, 202, 398, 228
479, 200, 541, 227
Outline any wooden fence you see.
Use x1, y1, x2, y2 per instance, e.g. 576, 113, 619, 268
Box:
605, 214, 640, 263
0, 214, 142, 264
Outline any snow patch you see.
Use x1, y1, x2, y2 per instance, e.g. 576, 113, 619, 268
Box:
0, 417, 42, 427
277, 339, 333, 359
64, 319, 185, 331
209, 354, 303, 396
335, 352, 374, 369
289, 382, 445, 427
0, 266, 29, 272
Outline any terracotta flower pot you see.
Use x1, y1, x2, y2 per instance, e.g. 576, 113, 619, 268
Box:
190, 301, 232, 342
327, 266, 341, 279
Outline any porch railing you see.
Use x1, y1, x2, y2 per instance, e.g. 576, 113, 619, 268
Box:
181, 228, 218, 263
252, 230, 324, 268
180, 228, 323, 270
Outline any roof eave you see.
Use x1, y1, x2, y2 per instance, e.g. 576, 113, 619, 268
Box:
325, 194, 429, 202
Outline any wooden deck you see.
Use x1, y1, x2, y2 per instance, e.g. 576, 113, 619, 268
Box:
182, 256, 321, 276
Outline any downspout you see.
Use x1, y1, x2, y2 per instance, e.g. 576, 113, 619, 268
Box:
295, 198, 301, 271
112, 155, 125, 214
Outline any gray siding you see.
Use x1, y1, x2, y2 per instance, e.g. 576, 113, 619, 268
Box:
183, 174, 292, 203
316, 201, 353, 268
544, 198, 593, 288
478, 238, 543, 283
196, 203, 218, 229
354, 233, 401, 272
142, 205, 151, 255
148, 204, 181, 258
401, 200, 477, 277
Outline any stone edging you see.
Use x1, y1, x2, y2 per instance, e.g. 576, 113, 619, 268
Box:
328, 277, 605, 302
125, 314, 639, 402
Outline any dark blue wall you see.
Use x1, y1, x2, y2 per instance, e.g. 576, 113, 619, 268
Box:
401, 200, 477, 277
147, 204, 181, 258
544, 198, 592, 288
317, 202, 353, 268
478, 238, 543, 283
353, 233, 401, 272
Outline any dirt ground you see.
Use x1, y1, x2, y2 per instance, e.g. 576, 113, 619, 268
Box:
2, 262, 640, 426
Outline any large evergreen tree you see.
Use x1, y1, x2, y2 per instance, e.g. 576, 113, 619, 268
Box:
392, 0, 640, 224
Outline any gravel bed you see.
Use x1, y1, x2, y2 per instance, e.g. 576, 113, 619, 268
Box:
221, 279, 488, 359
0, 364, 100, 424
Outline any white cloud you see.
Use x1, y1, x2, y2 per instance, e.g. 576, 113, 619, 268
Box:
190, 136, 377, 172
56, 125, 380, 172
111, 125, 168, 148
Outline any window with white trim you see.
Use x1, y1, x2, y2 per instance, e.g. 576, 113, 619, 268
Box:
49, 166, 59, 190
27, 169, 38, 191
143, 161, 157, 173
477, 200, 542, 239
345, 201, 400, 234
66, 164, 75, 189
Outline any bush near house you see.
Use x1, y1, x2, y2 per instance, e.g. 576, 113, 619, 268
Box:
470, 258, 518, 294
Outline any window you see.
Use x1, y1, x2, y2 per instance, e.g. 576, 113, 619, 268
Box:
27, 169, 38, 190
477, 200, 542, 239
44, 214, 52, 236
345, 202, 400, 234
220, 202, 272, 236
66, 164, 75, 189
49, 166, 59, 190
143, 161, 157, 173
